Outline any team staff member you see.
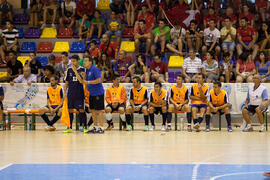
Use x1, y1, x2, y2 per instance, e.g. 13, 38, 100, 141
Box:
39, 76, 64, 131
126, 76, 149, 131
73, 56, 105, 134
205, 81, 233, 132
105, 74, 127, 130
167, 74, 192, 131
190, 74, 210, 132
148, 82, 168, 131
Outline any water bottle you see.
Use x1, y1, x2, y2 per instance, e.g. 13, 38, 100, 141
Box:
28, 117, 32, 131
180, 118, 184, 131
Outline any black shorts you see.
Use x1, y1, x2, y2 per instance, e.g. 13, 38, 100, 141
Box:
106, 103, 125, 112
205, 42, 220, 50
245, 105, 267, 115
131, 104, 148, 114
153, 106, 167, 115
68, 96, 85, 110
211, 109, 224, 115
0, 101, 3, 111
89, 94, 105, 110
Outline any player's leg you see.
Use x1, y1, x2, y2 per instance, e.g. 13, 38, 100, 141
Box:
48, 108, 62, 131
118, 105, 126, 130
161, 106, 167, 131
191, 106, 199, 126
242, 105, 253, 132
142, 105, 149, 131
95, 95, 105, 133
205, 106, 212, 132
125, 106, 134, 131
105, 105, 113, 130
78, 108, 87, 131
255, 106, 265, 132
222, 107, 232, 132
39, 106, 51, 128
182, 104, 192, 132
148, 106, 155, 130
167, 104, 175, 130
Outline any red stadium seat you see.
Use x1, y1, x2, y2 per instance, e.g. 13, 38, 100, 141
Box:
57, 28, 73, 39
37, 42, 53, 53
122, 27, 134, 38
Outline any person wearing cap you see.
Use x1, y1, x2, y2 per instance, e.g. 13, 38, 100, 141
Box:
48, 54, 60, 76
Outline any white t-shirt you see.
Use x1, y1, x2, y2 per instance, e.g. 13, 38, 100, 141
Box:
170, 27, 186, 45
183, 57, 202, 74
204, 28, 220, 43
61, 1, 76, 15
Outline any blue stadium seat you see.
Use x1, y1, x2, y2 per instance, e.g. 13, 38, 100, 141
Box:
70, 42, 86, 53
20, 42, 36, 53
36, 56, 49, 67
16, 28, 24, 39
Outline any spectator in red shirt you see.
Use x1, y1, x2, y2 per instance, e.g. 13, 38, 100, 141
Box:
255, 0, 268, 22
114, 50, 132, 83
221, 7, 237, 27
235, 51, 256, 83
135, 5, 155, 32
134, 19, 151, 56
150, 54, 168, 83
76, 0, 95, 19
238, 4, 254, 27
236, 17, 259, 60
203, 7, 220, 29
99, 33, 118, 62
205, 0, 221, 15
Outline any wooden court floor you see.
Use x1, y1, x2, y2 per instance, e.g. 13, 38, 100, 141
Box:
1, 123, 270, 168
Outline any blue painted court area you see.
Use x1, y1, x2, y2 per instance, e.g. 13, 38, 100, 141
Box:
0, 164, 270, 180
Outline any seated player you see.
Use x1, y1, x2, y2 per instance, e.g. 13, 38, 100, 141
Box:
148, 82, 168, 131
39, 76, 64, 131
105, 74, 127, 130
190, 74, 210, 132
205, 81, 233, 132
125, 76, 149, 131
167, 74, 192, 132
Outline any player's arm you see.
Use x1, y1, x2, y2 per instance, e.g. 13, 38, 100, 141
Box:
183, 90, 189, 105
148, 92, 159, 107
141, 90, 149, 107
47, 92, 53, 112
169, 88, 177, 105
244, 91, 250, 108
129, 89, 135, 108
189, 87, 202, 101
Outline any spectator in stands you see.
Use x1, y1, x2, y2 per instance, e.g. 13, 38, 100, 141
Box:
182, 48, 202, 83
257, 22, 270, 51
203, 7, 220, 29
202, 19, 221, 57
106, 11, 122, 46
0, 51, 22, 82
221, 7, 237, 27
110, 0, 126, 15
79, 50, 95, 67
88, 40, 99, 63
10, 66, 37, 86
99, 33, 118, 61
255, 0, 268, 22
125, 0, 138, 27
41, 0, 60, 29
25, 52, 42, 78
134, 19, 151, 56
48, 54, 60, 76
30, 0, 43, 28
88, 10, 105, 40
186, 20, 203, 55
0, 0, 12, 24
221, 17, 236, 59
166, 20, 186, 56
182, 0, 200, 28
239, 4, 255, 27
202, 52, 219, 83
114, 50, 132, 83
219, 52, 234, 83
256, 51, 270, 83
135, 5, 155, 32
128, 54, 149, 83
39, 65, 54, 83
78, 13, 90, 41
0, 20, 18, 63
151, 19, 170, 56
59, 52, 71, 81
236, 51, 256, 83
236, 17, 258, 60
59, 0, 76, 28
150, 54, 168, 83
76, 0, 95, 19
97, 52, 112, 82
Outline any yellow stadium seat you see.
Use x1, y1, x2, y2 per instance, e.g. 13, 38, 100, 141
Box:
120, 41, 135, 53
40, 28, 57, 39
263, 49, 270, 52
96, 0, 110, 10
0, 72, 7, 78
168, 56, 184, 68
17, 56, 30, 66
53, 42, 70, 53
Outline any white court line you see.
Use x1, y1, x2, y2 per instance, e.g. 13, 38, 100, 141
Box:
209, 171, 265, 180
192, 164, 200, 180
0, 163, 13, 172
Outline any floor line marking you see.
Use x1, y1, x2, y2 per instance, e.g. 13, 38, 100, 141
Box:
0, 163, 13, 172
209, 171, 265, 180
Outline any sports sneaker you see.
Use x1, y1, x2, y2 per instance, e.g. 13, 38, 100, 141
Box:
0, 124, 3, 131
51, 24, 56, 28
259, 125, 265, 132
205, 125, 210, 132
194, 123, 200, 131
227, 126, 233, 132
87, 127, 97, 134
44, 126, 50, 131
41, 24, 46, 29
106, 124, 114, 130
63, 128, 72, 133
83, 127, 88, 133
187, 125, 192, 132
243, 125, 253, 132
126, 125, 132, 131
79, 126, 84, 132
240, 120, 247, 131
49, 126, 56, 131
166, 125, 172, 131
264, 172, 270, 177
149, 125, 155, 131
96, 127, 105, 134
143, 125, 149, 131
161, 125, 166, 131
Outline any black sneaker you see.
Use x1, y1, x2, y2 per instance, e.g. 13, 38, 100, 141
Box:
96, 128, 105, 134
87, 127, 97, 134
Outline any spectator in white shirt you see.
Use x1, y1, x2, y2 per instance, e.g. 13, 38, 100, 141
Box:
10, 66, 37, 86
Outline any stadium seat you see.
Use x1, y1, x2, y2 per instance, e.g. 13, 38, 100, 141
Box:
70, 42, 86, 53
16, 28, 24, 39
55, 56, 62, 64
168, 72, 175, 83
37, 42, 53, 53
36, 56, 49, 66
53, 42, 70, 53
57, 28, 73, 39
25, 28, 41, 38
174, 72, 181, 79
20, 42, 36, 53
40, 28, 57, 39
120, 41, 135, 53
0, 72, 7, 78
17, 56, 30, 66
13, 14, 29, 25
96, 0, 110, 10
73, 33, 79, 38
168, 56, 184, 68
122, 27, 134, 38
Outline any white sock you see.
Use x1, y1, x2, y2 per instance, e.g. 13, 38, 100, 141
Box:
120, 113, 126, 122
106, 113, 112, 121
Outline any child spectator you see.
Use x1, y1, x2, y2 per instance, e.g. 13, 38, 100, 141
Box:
106, 11, 122, 45
39, 65, 54, 83
78, 13, 91, 41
